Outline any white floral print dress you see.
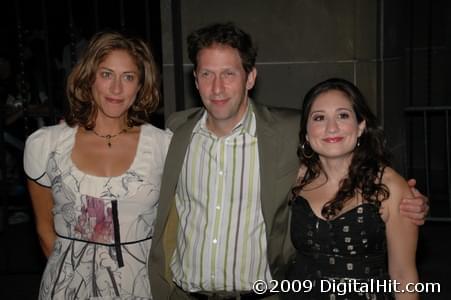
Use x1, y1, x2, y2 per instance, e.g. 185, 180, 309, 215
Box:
24, 122, 171, 300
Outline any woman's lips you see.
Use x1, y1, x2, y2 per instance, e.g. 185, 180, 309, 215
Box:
323, 137, 344, 143
105, 97, 123, 104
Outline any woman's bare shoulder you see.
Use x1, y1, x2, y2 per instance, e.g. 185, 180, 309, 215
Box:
381, 167, 413, 200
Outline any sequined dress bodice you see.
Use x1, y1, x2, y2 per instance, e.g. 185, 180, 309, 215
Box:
285, 196, 394, 299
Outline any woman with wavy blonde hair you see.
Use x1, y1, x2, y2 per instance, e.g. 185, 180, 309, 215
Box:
24, 31, 171, 299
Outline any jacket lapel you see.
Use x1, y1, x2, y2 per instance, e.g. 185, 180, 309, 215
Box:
253, 102, 278, 235
153, 109, 204, 245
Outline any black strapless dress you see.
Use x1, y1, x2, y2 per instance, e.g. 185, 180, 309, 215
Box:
284, 196, 395, 299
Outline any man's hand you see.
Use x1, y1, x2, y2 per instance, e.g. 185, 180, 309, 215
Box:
399, 179, 429, 225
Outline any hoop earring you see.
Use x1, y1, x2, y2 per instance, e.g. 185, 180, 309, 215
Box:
301, 142, 315, 159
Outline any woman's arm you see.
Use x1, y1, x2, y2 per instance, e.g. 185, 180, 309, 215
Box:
382, 168, 419, 300
27, 179, 55, 257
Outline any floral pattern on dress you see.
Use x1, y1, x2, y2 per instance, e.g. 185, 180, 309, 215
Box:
24, 123, 171, 300
74, 196, 115, 243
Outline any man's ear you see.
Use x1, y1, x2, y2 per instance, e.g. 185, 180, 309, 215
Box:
193, 70, 199, 89
246, 67, 257, 90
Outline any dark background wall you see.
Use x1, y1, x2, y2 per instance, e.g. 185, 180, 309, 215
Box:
161, 0, 382, 114
161, 0, 451, 219
0, 0, 450, 298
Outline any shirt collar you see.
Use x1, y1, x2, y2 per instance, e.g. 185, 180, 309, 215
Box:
193, 102, 256, 138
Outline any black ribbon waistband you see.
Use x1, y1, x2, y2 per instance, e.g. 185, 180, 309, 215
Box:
55, 232, 152, 246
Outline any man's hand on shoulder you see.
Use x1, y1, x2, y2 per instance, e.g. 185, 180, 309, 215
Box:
399, 179, 429, 225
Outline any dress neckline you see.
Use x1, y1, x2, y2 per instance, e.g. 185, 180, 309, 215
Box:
295, 195, 375, 222
69, 125, 144, 179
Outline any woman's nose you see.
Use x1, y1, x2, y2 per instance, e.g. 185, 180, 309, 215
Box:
110, 77, 123, 94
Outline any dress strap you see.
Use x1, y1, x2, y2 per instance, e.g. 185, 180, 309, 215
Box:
111, 200, 124, 267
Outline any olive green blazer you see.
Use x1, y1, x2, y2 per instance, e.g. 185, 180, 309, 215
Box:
149, 101, 300, 299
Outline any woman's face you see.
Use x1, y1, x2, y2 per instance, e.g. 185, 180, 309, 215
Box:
91, 49, 141, 122
306, 90, 365, 160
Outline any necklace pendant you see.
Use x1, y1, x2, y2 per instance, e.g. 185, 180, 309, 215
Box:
106, 135, 112, 148
92, 129, 127, 148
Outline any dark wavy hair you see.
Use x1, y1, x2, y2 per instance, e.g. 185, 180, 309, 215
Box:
65, 31, 160, 129
187, 22, 257, 74
292, 78, 392, 219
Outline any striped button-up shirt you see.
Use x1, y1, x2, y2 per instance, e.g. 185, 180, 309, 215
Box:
171, 104, 272, 292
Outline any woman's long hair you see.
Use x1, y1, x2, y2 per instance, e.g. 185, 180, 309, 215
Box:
65, 31, 160, 129
292, 78, 392, 219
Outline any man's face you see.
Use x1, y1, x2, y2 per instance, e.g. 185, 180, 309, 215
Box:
194, 44, 256, 136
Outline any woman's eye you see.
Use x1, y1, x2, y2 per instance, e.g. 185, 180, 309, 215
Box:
123, 74, 135, 81
100, 71, 112, 79
338, 113, 350, 119
313, 115, 324, 121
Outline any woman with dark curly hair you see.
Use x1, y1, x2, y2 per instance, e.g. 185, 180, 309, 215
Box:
24, 31, 171, 299
285, 78, 418, 299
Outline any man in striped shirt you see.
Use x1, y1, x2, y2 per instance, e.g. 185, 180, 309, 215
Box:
149, 23, 428, 300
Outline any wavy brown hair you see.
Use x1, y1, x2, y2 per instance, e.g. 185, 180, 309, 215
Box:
65, 31, 160, 129
292, 78, 392, 219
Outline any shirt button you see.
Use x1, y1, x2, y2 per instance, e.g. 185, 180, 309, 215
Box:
218, 170, 224, 176
216, 206, 221, 210
212, 239, 218, 244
